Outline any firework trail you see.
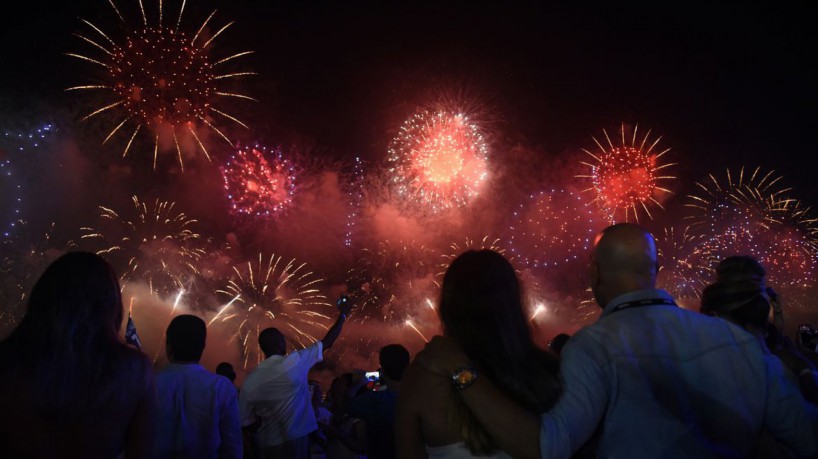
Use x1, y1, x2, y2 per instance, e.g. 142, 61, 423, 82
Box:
213, 253, 333, 370
220, 145, 296, 218
346, 240, 437, 323
66, 0, 255, 170
387, 110, 489, 213
507, 188, 603, 269
578, 123, 675, 222
81, 196, 205, 295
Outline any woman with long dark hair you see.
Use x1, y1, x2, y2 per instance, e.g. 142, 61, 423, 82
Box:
396, 250, 560, 458
0, 252, 155, 458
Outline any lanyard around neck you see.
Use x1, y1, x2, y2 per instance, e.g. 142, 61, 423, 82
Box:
610, 298, 677, 314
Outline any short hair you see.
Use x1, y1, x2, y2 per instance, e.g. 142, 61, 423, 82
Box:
379, 344, 410, 381
166, 315, 207, 362
701, 278, 770, 330
716, 256, 766, 283
215, 362, 236, 382
258, 328, 286, 358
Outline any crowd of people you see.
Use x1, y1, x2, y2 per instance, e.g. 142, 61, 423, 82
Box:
0, 223, 817, 458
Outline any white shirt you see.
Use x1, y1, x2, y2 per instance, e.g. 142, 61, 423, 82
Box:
154, 363, 243, 459
240, 341, 323, 447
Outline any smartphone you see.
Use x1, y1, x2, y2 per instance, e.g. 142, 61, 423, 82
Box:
365, 371, 380, 381
337, 295, 349, 309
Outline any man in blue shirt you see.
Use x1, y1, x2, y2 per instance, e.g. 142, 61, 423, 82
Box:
154, 315, 242, 459
418, 223, 817, 458
347, 344, 410, 459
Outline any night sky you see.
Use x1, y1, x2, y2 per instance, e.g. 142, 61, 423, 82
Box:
1, 1, 817, 367
1, 2, 816, 199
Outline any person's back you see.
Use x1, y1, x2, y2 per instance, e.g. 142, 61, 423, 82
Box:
240, 341, 322, 444
0, 252, 155, 459
347, 344, 410, 459
538, 224, 816, 458
154, 315, 241, 459
241, 298, 353, 458
556, 299, 805, 457
397, 250, 560, 459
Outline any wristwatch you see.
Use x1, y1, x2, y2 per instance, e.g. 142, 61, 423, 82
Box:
451, 365, 478, 390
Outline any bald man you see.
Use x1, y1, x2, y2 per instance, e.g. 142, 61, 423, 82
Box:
416, 224, 816, 459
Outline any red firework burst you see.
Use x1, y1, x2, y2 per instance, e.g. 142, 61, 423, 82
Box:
388, 110, 489, 212
578, 123, 675, 222
67, 0, 255, 170
220, 146, 296, 217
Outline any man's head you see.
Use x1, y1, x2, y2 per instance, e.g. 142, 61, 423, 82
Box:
166, 314, 207, 363
379, 344, 410, 383
259, 328, 286, 358
590, 223, 659, 307
216, 362, 237, 383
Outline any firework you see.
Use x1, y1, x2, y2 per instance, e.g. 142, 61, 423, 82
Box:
578, 123, 675, 222
758, 200, 818, 289
220, 145, 296, 217
0, 123, 56, 154
67, 0, 255, 170
387, 110, 489, 212
656, 227, 711, 300
213, 253, 333, 369
0, 160, 21, 238
685, 167, 818, 289
81, 196, 205, 295
507, 188, 602, 269
346, 240, 437, 323
0, 123, 57, 238
0, 222, 65, 330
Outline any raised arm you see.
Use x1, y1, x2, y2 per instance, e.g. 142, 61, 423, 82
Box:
322, 295, 354, 350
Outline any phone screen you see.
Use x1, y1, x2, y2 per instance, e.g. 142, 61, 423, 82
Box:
365, 371, 379, 381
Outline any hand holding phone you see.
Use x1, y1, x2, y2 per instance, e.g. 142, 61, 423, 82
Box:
337, 294, 353, 316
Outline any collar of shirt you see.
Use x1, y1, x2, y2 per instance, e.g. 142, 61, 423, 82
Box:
600, 288, 675, 318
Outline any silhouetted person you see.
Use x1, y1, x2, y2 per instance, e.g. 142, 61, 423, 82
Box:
702, 257, 818, 405
347, 344, 411, 459
154, 315, 242, 459
0, 252, 155, 459
216, 361, 239, 394
397, 250, 560, 458
417, 224, 817, 459
240, 296, 354, 459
